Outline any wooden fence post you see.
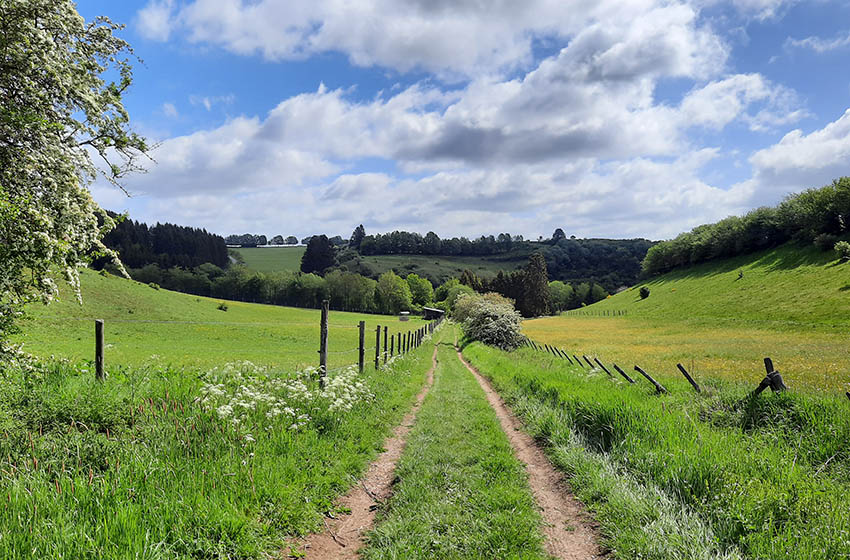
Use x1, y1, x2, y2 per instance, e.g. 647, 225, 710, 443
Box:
382, 326, 388, 364
319, 300, 329, 386
634, 365, 667, 393
95, 319, 104, 380
612, 364, 636, 383
573, 355, 582, 367
582, 355, 595, 369
358, 321, 365, 373
390, 332, 394, 357
375, 325, 381, 369
676, 363, 701, 393
593, 357, 614, 378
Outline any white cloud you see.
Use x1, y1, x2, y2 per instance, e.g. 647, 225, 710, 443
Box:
746, 109, 850, 202
786, 31, 850, 53
136, 0, 175, 41
189, 94, 236, 112
138, 0, 727, 79
162, 102, 179, 118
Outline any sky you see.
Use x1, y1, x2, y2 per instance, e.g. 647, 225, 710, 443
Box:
75, 0, 850, 241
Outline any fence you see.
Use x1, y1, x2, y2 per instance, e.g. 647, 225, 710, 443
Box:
89, 300, 443, 383
521, 337, 798, 400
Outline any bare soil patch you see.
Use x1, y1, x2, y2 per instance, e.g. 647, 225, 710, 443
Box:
456, 349, 604, 560
296, 346, 438, 559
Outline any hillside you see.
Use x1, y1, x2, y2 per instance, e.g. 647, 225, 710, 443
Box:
525, 241, 850, 392
13, 269, 425, 370
589, 241, 850, 328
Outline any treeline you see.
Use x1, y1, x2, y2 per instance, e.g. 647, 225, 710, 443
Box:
457, 254, 608, 316
358, 230, 526, 256
545, 237, 653, 292
97, 214, 228, 269
226, 233, 347, 247
131, 264, 436, 315
642, 177, 850, 275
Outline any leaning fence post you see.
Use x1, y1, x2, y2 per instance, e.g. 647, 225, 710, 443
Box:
593, 357, 614, 378
676, 363, 701, 393
582, 355, 595, 369
634, 365, 667, 393
358, 321, 365, 373
612, 364, 636, 383
390, 331, 394, 357
573, 355, 583, 367
95, 319, 104, 380
375, 325, 381, 369
319, 300, 329, 386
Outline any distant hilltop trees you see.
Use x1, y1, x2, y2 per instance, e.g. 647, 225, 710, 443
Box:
225, 233, 299, 246
643, 177, 850, 276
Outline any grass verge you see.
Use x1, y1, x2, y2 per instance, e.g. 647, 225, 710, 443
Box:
461, 342, 850, 560
362, 329, 547, 559
0, 332, 437, 559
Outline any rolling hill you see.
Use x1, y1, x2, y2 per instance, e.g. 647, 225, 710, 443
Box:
524, 241, 850, 393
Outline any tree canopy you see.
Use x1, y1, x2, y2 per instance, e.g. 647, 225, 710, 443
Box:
0, 0, 147, 352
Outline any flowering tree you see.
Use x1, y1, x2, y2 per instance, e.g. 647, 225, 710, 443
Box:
0, 0, 147, 353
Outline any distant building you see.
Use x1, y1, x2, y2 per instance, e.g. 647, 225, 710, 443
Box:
422, 307, 445, 320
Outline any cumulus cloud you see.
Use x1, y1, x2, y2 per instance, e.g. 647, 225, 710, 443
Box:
136, 0, 726, 79
119, 0, 837, 240
746, 109, 850, 202
136, 0, 175, 41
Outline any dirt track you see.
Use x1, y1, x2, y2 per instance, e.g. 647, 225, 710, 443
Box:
456, 349, 604, 560
297, 345, 438, 559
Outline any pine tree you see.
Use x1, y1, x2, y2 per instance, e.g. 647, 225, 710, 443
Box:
349, 224, 366, 251
519, 252, 550, 317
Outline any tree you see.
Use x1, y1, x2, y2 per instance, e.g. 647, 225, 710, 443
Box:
375, 271, 412, 314
350, 224, 366, 251
285, 236, 298, 245
423, 231, 442, 254
0, 1, 148, 353
552, 228, 566, 243
300, 235, 336, 275
517, 253, 550, 317
548, 281, 574, 312
406, 273, 433, 307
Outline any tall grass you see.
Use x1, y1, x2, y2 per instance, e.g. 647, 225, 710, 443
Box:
462, 343, 850, 560
0, 332, 438, 559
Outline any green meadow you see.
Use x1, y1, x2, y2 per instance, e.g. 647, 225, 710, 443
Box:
525, 242, 850, 394
14, 269, 425, 371
232, 246, 306, 273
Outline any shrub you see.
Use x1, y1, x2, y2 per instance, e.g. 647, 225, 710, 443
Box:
639, 286, 650, 299
460, 293, 523, 350
148, 282, 160, 290
835, 240, 850, 261
814, 233, 839, 251
217, 302, 228, 311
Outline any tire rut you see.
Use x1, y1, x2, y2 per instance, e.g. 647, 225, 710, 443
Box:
456, 348, 605, 560
296, 345, 438, 559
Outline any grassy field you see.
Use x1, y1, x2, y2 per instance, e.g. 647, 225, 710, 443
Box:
13, 269, 426, 371
0, 327, 438, 559
364, 331, 546, 559
525, 242, 850, 394
232, 246, 306, 273
462, 341, 850, 560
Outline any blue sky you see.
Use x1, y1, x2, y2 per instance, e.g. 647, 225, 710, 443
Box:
77, 0, 850, 241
